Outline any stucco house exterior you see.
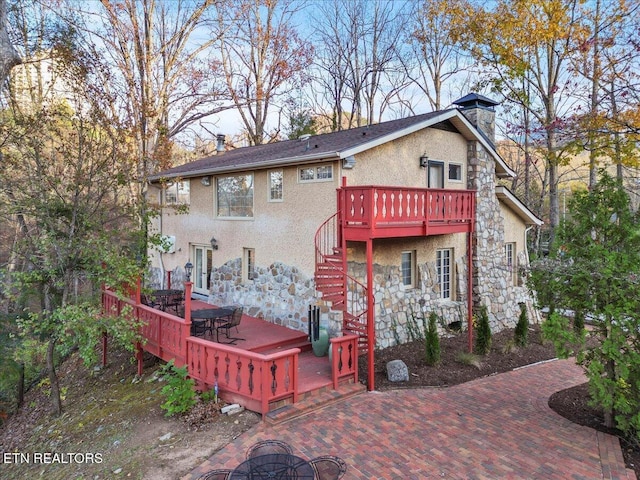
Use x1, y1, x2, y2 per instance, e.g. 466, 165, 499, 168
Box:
147, 94, 542, 362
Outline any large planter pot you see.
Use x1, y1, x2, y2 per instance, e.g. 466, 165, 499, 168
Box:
312, 327, 329, 357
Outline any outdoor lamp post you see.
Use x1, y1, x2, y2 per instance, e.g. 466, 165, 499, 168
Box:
185, 261, 193, 282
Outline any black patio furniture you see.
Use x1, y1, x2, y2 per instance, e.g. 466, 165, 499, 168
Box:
198, 469, 233, 480
215, 306, 244, 344
246, 439, 294, 459
229, 453, 315, 480
191, 307, 234, 340
141, 293, 161, 309
308, 455, 347, 480
151, 289, 184, 313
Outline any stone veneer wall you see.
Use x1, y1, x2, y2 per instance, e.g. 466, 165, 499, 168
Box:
347, 257, 469, 349
467, 141, 536, 331
207, 258, 317, 332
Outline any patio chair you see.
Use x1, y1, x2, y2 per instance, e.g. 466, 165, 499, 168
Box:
308, 455, 347, 480
166, 290, 184, 314
215, 306, 244, 344
190, 318, 208, 337
198, 469, 232, 480
141, 294, 160, 309
246, 439, 294, 459
222, 305, 241, 333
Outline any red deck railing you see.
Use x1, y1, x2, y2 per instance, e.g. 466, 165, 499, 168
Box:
101, 289, 358, 415
339, 185, 475, 238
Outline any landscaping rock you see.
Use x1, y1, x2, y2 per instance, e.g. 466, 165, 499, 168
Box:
386, 359, 409, 382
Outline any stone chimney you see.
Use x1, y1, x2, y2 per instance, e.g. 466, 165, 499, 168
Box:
216, 134, 226, 153
452, 93, 500, 145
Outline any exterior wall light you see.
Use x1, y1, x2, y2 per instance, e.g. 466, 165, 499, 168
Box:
210, 237, 219, 250
343, 156, 356, 169
419, 155, 429, 168
184, 261, 193, 282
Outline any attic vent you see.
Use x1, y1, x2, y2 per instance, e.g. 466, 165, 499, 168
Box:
298, 134, 311, 141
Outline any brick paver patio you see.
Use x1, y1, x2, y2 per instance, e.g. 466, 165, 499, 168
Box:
185, 358, 634, 479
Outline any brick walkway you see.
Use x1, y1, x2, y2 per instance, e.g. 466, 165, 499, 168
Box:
184, 359, 635, 479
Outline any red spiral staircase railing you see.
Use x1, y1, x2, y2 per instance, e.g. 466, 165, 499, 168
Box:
314, 212, 369, 354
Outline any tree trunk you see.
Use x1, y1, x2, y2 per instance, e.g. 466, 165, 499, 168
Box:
17, 362, 24, 408
46, 337, 62, 416
0, 0, 21, 84
604, 357, 616, 428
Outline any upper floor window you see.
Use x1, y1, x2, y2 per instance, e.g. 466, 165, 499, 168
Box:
165, 180, 190, 205
268, 170, 283, 202
298, 165, 333, 183
217, 174, 254, 218
449, 163, 462, 181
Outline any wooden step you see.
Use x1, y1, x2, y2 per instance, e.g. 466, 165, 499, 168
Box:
264, 381, 366, 425
251, 339, 312, 355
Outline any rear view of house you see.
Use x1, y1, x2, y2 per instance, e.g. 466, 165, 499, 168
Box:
147, 93, 542, 386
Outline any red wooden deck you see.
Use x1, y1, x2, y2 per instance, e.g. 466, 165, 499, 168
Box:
190, 300, 333, 394
102, 290, 358, 415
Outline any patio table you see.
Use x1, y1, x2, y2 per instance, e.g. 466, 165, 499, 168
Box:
191, 307, 234, 340
229, 453, 315, 480
151, 289, 184, 313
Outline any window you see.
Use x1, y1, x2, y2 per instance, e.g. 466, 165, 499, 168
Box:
401, 251, 416, 288
436, 249, 452, 299
298, 165, 333, 183
449, 163, 462, 181
268, 170, 283, 202
216, 174, 254, 218
243, 248, 255, 281
505, 243, 517, 285
165, 180, 190, 205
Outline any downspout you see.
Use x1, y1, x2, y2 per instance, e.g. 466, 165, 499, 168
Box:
524, 226, 533, 265
523, 225, 541, 323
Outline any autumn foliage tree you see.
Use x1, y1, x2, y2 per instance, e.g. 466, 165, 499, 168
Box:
215, 0, 314, 145
0, 4, 143, 415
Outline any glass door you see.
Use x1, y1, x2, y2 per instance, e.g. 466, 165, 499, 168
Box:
428, 161, 445, 188
193, 246, 213, 295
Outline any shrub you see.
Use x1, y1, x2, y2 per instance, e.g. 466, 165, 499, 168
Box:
474, 305, 492, 355
456, 351, 483, 369
514, 303, 529, 347
424, 312, 441, 366
573, 310, 585, 335
159, 360, 197, 417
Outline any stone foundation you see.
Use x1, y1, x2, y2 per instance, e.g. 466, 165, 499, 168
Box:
207, 258, 317, 333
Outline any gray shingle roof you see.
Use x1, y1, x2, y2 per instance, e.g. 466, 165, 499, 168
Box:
150, 110, 454, 181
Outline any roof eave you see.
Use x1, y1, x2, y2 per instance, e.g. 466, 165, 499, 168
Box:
148, 151, 342, 182
495, 186, 544, 226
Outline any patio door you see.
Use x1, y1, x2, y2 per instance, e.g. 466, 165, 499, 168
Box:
193, 246, 213, 295
427, 160, 445, 188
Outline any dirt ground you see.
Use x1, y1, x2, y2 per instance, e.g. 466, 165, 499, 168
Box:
1, 325, 638, 479
0, 349, 261, 480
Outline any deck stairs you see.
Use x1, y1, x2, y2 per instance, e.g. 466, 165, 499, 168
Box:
314, 213, 369, 353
